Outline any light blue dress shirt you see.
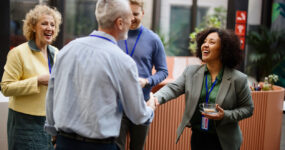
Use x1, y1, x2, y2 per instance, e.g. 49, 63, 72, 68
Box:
45, 30, 154, 139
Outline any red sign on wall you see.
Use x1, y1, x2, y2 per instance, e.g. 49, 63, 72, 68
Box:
239, 37, 245, 50
235, 10, 247, 50
235, 24, 246, 36
236, 11, 247, 23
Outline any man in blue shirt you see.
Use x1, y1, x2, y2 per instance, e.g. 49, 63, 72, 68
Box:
44, 0, 157, 150
116, 0, 168, 149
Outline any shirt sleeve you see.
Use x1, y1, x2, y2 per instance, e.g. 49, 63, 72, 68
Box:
1, 49, 40, 96
44, 61, 57, 136
147, 38, 168, 86
118, 62, 154, 125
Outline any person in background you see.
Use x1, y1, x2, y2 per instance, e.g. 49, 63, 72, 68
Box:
1, 5, 62, 150
154, 28, 254, 150
116, 0, 168, 149
44, 0, 156, 150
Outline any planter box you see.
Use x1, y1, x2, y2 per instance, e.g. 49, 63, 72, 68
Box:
239, 86, 285, 150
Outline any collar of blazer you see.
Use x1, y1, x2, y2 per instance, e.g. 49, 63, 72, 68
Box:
192, 65, 232, 106
215, 67, 232, 106
28, 40, 56, 63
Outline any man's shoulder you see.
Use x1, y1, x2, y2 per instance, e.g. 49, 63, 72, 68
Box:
141, 28, 164, 52
142, 27, 161, 41
115, 51, 136, 66
61, 36, 117, 52
69, 36, 93, 45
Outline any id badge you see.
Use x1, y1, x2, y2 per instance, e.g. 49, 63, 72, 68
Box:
201, 116, 209, 130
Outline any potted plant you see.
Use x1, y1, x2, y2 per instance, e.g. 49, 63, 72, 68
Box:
246, 26, 285, 82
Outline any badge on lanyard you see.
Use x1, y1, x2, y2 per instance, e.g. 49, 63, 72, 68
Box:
201, 116, 209, 130
201, 75, 217, 131
47, 51, 52, 74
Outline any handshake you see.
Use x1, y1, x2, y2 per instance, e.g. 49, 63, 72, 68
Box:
146, 93, 160, 111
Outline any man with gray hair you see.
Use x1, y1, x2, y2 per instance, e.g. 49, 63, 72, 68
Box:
44, 0, 156, 149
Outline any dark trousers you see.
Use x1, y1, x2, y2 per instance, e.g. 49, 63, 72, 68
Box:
191, 130, 223, 150
55, 135, 118, 150
115, 114, 149, 150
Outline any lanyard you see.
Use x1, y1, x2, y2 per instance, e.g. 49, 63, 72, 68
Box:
125, 26, 143, 57
47, 52, 52, 74
90, 35, 116, 44
205, 75, 217, 103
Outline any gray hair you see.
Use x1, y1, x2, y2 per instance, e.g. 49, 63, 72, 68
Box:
95, 0, 130, 29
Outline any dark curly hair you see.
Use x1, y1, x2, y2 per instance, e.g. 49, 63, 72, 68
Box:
196, 27, 242, 69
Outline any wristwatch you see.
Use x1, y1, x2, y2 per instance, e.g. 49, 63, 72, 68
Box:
145, 79, 151, 88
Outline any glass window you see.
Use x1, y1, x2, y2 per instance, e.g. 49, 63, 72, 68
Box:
168, 5, 208, 56
10, 0, 49, 49
64, 0, 98, 44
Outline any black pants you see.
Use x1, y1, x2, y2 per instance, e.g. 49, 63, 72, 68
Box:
115, 114, 149, 150
191, 130, 223, 150
55, 135, 118, 150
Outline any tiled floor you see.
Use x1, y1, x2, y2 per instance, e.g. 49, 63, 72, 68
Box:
281, 112, 285, 150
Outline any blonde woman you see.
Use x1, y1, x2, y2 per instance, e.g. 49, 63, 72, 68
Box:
1, 5, 61, 150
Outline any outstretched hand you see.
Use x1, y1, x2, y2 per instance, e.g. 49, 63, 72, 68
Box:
146, 93, 157, 110
202, 104, 224, 120
153, 96, 160, 107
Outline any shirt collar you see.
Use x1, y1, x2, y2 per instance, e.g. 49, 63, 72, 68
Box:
129, 25, 143, 35
89, 30, 117, 44
28, 40, 41, 52
28, 40, 56, 61
28, 40, 54, 53
204, 65, 224, 81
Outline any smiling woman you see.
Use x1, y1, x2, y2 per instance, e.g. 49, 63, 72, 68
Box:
1, 5, 62, 150
34, 14, 56, 48
154, 28, 254, 150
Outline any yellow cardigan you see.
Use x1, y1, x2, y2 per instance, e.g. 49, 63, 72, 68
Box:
1, 41, 58, 116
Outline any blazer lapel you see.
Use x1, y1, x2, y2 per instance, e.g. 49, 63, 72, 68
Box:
215, 67, 232, 106
188, 65, 205, 118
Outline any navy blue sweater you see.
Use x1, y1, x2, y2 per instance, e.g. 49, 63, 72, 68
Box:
118, 26, 168, 100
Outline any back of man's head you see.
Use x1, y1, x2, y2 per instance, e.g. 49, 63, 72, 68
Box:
96, 0, 130, 29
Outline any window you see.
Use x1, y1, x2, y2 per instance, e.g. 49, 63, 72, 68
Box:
10, 0, 49, 49
168, 5, 208, 56
64, 0, 98, 44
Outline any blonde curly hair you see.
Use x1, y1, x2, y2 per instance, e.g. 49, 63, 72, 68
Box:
23, 5, 62, 41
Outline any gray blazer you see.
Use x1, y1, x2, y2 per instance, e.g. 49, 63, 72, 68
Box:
154, 65, 254, 150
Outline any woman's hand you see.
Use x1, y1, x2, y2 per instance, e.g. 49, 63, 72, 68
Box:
202, 104, 224, 120
38, 74, 50, 86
